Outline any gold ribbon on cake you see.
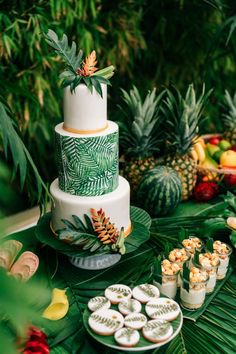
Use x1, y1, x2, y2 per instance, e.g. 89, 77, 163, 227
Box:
63, 123, 108, 134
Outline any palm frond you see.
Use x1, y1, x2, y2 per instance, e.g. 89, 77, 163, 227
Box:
0, 101, 47, 204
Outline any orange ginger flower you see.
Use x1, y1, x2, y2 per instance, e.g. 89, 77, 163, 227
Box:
77, 50, 98, 76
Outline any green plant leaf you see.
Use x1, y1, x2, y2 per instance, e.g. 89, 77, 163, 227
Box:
229, 230, 236, 248
44, 29, 82, 73
182, 263, 190, 292
0, 101, 47, 202
206, 238, 214, 252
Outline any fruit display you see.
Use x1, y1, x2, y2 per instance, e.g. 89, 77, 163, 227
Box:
162, 84, 212, 200
136, 166, 182, 217
193, 181, 220, 202
222, 90, 236, 145
198, 134, 236, 170
118, 86, 164, 195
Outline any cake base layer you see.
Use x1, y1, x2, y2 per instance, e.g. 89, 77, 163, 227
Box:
50, 176, 131, 232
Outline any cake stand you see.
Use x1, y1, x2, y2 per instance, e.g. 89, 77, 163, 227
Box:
35, 206, 151, 270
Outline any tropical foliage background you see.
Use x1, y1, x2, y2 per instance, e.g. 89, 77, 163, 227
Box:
0, 2, 236, 354
1, 0, 236, 215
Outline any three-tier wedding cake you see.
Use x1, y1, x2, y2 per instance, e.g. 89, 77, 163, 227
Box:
50, 83, 131, 236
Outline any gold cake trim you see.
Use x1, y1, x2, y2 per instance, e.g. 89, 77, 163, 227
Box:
63, 123, 108, 134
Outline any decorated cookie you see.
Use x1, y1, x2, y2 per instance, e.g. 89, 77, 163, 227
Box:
124, 313, 147, 330
88, 296, 111, 312
88, 309, 124, 336
132, 284, 160, 303
114, 327, 140, 347
118, 299, 142, 315
142, 320, 173, 343
10, 251, 39, 281
145, 298, 180, 321
105, 284, 132, 304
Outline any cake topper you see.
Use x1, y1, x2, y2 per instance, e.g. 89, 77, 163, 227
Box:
44, 29, 115, 96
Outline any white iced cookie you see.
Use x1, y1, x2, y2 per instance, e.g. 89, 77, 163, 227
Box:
118, 299, 142, 315
105, 284, 132, 304
142, 320, 173, 343
145, 298, 180, 321
88, 309, 124, 336
88, 296, 111, 312
114, 327, 140, 347
124, 313, 147, 329
132, 284, 160, 303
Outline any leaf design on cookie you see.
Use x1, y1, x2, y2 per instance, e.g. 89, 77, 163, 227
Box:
145, 320, 170, 332
139, 284, 157, 298
116, 328, 134, 341
88, 296, 110, 311
125, 315, 146, 323
108, 286, 131, 296
147, 303, 178, 316
90, 313, 121, 329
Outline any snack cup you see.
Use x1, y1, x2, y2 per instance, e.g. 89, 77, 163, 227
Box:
153, 272, 179, 299
180, 273, 209, 310
214, 243, 232, 280
168, 249, 190, 287
193, 257, 220, 294
182, 237, 204, 267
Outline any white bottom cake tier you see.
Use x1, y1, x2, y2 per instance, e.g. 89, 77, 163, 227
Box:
50, 176, 131, 234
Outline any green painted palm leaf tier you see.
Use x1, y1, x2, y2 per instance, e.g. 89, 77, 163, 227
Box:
56, 127, 119, 196
35, 206, 151, 258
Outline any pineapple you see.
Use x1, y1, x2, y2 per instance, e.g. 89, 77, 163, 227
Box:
222, 90, 236, 145
118, 86, 164, 195
162, 84, 212, 200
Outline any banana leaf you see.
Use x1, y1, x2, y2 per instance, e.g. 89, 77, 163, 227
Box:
5, 198, 236, 354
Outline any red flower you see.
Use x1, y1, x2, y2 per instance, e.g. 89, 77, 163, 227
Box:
22, 327, 49, 354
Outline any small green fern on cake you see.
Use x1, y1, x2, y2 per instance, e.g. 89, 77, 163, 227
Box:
44, 29, 114, 96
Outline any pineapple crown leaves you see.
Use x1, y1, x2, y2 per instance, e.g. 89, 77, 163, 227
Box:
162, 84, 213, 155
222, 90, 236, 129
118, 86, 165, 158
43, 29, 115, 96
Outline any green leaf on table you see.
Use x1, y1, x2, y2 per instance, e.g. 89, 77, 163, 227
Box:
0, 101, 47, 203
164, 242, 172, 258
229, 230, 236, 248
153, 255, 162, 284
178, 227, 188, 244
200, 218, 227, 239
206, 238, 214, 252
193, 250, 200, 265
182, 263, 190, 292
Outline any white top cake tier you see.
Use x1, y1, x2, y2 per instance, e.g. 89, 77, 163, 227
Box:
63, 83, 107, 133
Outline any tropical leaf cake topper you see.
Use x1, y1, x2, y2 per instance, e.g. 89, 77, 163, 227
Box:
57, 208, 126, 255
44, 29, 115, 96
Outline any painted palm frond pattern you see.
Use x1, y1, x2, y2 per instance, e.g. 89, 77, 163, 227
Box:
56, 131, 119, 196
